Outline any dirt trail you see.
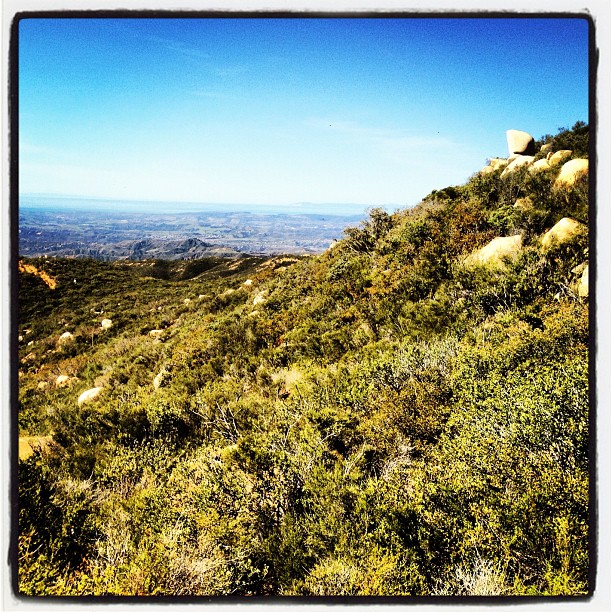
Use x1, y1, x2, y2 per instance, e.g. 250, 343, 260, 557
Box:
18, 261, 57, 289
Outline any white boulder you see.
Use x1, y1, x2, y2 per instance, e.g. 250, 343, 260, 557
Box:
56, 374, 71, 387
489, 158, 508, 170
481, 158, 508, 174
253, 291, 267, 306
577, 265, 589, 297
548, 150, 573, 166
78, 387, 104, 407
101, 318, 113, 330
530, 158, 551, 173
153, 369, 167, 390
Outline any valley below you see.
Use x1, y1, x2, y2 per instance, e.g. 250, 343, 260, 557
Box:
18, 204, 366, 259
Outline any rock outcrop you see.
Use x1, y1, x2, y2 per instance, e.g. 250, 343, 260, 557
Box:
465, 235, 523, 267
530, 158, 551, 173
501, 155, 535, 178
489, 158, 508, 170
548, 150, 573, 166
101, 318, 113, 330
153, 369, 168, 390
56, 374, 72, 387
18, 261, 57, 289
506, 129, 535, 156
19, 436, 53, 461
253, 291, 267, 306
541, 217, 586, 250
481, 158, 509, 174
555, 159, 588, 188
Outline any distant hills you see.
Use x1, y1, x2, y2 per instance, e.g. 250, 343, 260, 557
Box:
118, 237, 242, 260
21, 235, 243, 261
18, 206, 366, 258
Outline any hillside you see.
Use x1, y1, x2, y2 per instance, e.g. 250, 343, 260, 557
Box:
16, 123, 590, 597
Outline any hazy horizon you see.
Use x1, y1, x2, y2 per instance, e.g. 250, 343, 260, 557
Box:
19, 193, 372, 217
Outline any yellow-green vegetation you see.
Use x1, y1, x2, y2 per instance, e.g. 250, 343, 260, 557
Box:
17, 123, 590, 597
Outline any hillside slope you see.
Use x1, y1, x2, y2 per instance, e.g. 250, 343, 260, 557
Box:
17, 123, 590, 597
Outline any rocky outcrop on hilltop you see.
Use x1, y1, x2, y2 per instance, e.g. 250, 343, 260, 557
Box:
481, 128, 589, 185
473, 127, 589, 294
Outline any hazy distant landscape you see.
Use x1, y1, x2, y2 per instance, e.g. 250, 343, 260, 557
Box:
19, 199, 366, 258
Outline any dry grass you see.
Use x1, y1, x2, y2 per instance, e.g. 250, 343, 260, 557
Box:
434, 557, 508, 596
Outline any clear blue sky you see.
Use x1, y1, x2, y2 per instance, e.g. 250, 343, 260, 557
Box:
19, 17, 590, 212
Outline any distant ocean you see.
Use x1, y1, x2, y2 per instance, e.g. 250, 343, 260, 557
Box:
19, 195, 377, 218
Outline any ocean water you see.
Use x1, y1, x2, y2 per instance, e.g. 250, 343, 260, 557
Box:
19, 194, 378, 218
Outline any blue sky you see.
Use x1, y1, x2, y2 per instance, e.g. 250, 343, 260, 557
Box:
19, 17, 590, 212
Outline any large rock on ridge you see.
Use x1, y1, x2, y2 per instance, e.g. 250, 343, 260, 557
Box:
506, 129, 536, 156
